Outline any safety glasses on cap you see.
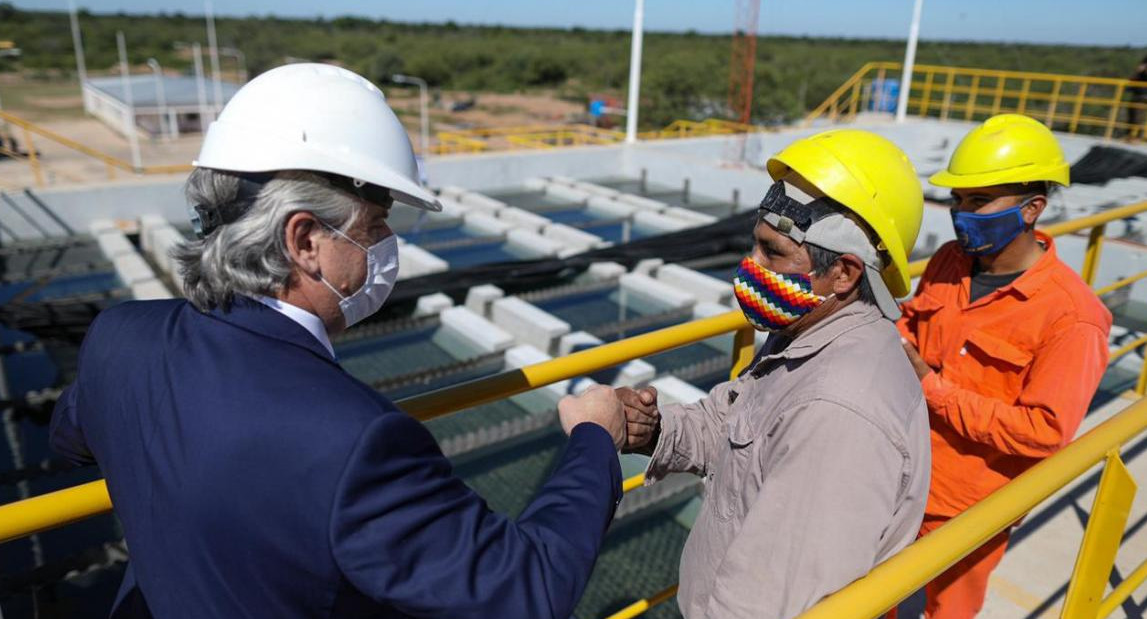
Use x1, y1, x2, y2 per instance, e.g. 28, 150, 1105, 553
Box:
757, 181, 841, 244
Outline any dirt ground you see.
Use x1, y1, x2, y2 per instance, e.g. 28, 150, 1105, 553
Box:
0, 75, 597, 190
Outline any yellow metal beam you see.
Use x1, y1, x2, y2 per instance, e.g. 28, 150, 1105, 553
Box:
603, 584, 679, 619
0, 480, 110, 543
1098, 553, 1147, 617
1062, 451, 1137, 618
400, 310, 749, 421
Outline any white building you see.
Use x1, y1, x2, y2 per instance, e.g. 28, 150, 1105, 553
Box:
83, 75, 239, 139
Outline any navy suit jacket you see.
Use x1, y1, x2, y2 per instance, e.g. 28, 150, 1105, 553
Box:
51, 298, 622, 618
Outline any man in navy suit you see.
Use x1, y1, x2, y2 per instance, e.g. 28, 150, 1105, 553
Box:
51, 64, 627, 618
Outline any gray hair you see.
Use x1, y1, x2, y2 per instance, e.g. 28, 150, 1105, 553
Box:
173, 168, 362, 311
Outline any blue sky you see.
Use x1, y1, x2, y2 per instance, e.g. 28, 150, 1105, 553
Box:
15, 0, 1147, 47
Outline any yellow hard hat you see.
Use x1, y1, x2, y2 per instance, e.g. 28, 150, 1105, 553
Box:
767, 129, 923, 298
930, 114, 1070, 189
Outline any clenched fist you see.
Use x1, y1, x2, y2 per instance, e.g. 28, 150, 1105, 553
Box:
558, 384, 626, 450
616, 386, 660, 455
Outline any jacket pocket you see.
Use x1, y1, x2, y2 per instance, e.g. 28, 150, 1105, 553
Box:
713, 414, 760, 521
956, 328, 1034, 396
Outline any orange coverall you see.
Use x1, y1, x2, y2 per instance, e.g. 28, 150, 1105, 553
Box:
895, 232, 1112, 617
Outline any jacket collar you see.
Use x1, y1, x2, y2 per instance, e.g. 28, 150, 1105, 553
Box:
953, 230, 1058, 304
751, 301, 883, 376
208, 296, 338, 363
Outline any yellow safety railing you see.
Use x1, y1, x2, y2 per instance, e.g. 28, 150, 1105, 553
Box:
4, 201, 1147, 618
806, 61, 1147, 140
0, 110, 194, 187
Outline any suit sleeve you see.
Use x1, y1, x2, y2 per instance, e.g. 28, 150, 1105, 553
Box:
330, 413, 622, 619
924, 321, 1109, 457
50, 383, 95, 465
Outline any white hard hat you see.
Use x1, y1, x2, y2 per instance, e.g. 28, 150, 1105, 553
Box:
194, 63, 441, 212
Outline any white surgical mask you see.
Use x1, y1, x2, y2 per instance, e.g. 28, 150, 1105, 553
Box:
319, 225, 400, 328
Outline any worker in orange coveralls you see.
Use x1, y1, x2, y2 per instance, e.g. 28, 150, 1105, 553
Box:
895, 114, 1113, 618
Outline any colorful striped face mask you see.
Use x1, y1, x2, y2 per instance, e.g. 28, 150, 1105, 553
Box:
733, 256, 827, 332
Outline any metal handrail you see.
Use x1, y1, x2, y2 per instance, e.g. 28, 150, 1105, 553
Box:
805, 61, 1147, 140
4, 200, 1147, 618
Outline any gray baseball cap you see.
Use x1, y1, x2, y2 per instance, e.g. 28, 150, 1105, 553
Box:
757, 180, 902, 320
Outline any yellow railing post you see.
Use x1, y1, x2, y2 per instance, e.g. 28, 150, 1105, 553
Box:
991, 74, 1006, 115
1081, 224, 1106, 287
1061, 451, 1137, 619
940, 69, 956, 121
23, 126, 44, 188
1137, 361, 1147, 397
1047, 79, 1063, 127
919, 70, 935, 117
964, 74, 981, 120
1018, 78, 1032, 115
1105, 83, 1126, 141
1070, 83, 1089, 133
848, 80, 862, 119
730, 326, 757, 380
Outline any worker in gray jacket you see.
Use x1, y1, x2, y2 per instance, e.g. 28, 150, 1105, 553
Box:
621, 129, 931, 619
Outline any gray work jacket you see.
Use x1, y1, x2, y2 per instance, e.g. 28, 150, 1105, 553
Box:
646, 302, 930, 619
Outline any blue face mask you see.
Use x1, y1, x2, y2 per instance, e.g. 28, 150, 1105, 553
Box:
950, 196, 1034, 256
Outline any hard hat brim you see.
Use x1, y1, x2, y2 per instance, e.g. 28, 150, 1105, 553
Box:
195, 120, 442, 213
929, 164, 1070, 189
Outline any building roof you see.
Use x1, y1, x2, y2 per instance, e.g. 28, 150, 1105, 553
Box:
84, 74, 240, 109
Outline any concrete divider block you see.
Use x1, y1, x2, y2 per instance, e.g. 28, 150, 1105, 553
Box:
496, 206, 551, 232
88, 219, 119, 235
649, 375, 708, 406
491, 297, 571, 355
504, 344, 569, 400
542, 223, 606, 249
557, 246, 592, 259
398, 244, 450, 280
633, 258, 664, 276
613, 359, 656, 387
616, 194, 669, 213
663, 207, 718, 225
522, 177, 548, 191
459, 192, 509, 213
559, 331, 604, 356
438, 306, 515, 353
463, 212, 513, 237
572, 181, 621, 199
657, 264, 734, 305
634, 210, 691, 235
130, 279, 173, 300
96, 231, 137, 260
465, 284, 504, 318
505, 229, 566, 258
113, 253, 157, 286
138, 215, 168, 252
693, 301, 734, 318
549, 175, 577, 186
542, 183, 591, 204
585, 196, 638, 219
619, 272, 697, 309
413, 292, 454, 318
586, 261, 628, 281
438, 186, 467, 200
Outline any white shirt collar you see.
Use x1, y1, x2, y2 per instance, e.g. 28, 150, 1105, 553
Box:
249, 295, 337, 360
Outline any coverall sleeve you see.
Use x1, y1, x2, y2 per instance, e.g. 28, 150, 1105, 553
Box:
330, 413, 622, 619
644, 377, 737, 482
705, 401, 906, 619
924, 321, 1110, 457
49, 384, 95, 466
